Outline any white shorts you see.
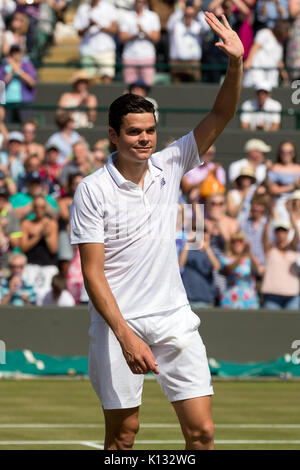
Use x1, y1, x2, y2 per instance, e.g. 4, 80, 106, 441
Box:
88, 305, 214, 410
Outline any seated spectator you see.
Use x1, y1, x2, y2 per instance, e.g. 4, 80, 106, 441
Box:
261, 207, 299, 310
0, 169, 17, 196
0, 186, 22, 273
239, 193, 271, 275
228, 138, 272, 186
46, 111, 81, 165
205, 192, 238, 303
0, 45, 37, 124
243, 20, 290, 88
39, 142, 63, 189
240, 81, 282, 131
181, 145, 226, 203
227, 165, 257, 222
20, 195, 59, 304
219, 231, 260, 309
18, 154, 42, 191
0, 252, 36, 306
10, 171, 59, 221
73, 0, 118, 83
0, 1, 16, 45
41, 273, 75, 307
15, 0, 42, 53
167, 1, 209, 82
127, 79, 159, 122
267, 141, 300, 221
2, 11, 28, 57
58, 71, 98, 129
182, 228, 220, 308
119, 0, 161, 86
0, 131, 25, 185
59, 140, 93, 190
21, 118, 45, 163
91, 139, 109, 170
57, 172, 83, 277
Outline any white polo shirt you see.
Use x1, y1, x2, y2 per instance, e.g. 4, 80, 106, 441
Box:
70, 131, 201, 321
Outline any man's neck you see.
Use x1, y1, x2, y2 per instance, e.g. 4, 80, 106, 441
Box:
114, 155, 149, 188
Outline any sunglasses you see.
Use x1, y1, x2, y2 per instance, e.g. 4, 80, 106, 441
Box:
10, 264, 25, 268
210, 201, 224, 206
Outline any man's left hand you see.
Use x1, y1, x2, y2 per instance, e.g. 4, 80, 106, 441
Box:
205, 12, 244, 60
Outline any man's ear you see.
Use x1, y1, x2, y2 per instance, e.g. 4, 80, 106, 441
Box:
108, 127, 118, 145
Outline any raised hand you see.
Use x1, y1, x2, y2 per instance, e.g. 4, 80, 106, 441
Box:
205, 12, 244, 60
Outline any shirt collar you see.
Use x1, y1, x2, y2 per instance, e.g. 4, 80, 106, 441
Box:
106, 152, 162, 189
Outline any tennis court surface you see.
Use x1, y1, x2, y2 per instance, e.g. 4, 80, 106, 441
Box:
0, 378, 300, 450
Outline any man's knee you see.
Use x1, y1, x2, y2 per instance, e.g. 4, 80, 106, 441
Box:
185, 420, 214, 448
106, 416, 140, 450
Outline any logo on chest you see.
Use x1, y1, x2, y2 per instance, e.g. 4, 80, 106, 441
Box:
160, 177, 166, 189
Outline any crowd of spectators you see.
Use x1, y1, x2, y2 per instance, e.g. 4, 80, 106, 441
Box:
0, 0, 300, 310
180, 138, 300, 310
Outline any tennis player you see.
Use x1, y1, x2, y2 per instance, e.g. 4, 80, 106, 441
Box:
70, 12, 244, 450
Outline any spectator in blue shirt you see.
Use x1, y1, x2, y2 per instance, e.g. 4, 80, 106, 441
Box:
0, 252, 36, 306
182, 228, 220, 309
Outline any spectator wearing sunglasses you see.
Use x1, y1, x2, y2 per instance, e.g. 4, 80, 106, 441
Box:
0, 252, 36, 305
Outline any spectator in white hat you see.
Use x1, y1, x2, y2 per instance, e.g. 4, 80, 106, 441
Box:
227, 165, 257, 223
240, 81, 282, 131
228, 138, 272, 186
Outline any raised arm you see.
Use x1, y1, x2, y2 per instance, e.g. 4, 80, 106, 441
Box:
79, 243, 159, 376
193, 13, 244, 156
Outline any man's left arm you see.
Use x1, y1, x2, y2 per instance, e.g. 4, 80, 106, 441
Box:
193, 12, 244, 156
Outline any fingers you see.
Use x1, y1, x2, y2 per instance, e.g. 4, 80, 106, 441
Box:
129, 350, 159, 375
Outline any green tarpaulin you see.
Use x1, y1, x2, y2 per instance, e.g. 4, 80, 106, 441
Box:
0, 350, 300, 378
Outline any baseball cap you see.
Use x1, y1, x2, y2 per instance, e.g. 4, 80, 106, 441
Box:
0, 186, 9, 198
255, 81, 272, 93
26, 171, 42, 184
8, 131, 24, 143
244, 139, 272, 154
45, 142, 59, 151
274, 220, 290, 231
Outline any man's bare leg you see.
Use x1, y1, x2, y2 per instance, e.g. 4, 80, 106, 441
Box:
172, 396, 214, 450
103, 407, 140, 450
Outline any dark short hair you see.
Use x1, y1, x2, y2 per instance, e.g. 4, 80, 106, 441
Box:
109, 94, 155, 135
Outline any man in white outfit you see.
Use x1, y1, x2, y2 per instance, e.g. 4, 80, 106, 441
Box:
70, 12, 244, 450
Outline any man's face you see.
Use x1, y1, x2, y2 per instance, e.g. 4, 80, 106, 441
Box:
247, 150, 264, 165
250, 203, 265, 220
73, 142, 88, 165
109, 113, 157, 163
257, 90, 269, 107
28, 181, 42, 197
